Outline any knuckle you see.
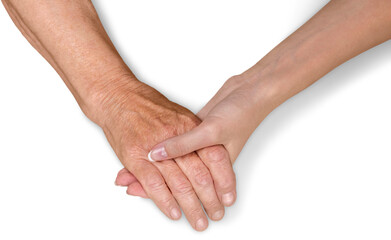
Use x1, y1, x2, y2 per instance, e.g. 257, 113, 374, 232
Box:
179, 113, 200, 127
206, 200, 223, 211
158, 195, 174, 208
188, 208, 204, 220
172, 177, 194, 195
220, 173, 236, 190
202, 121, 222, 142
122, 144, 144, 160
200, 193, 221, 209
205, 146, 228, 164
160, 124, 177, 136
194, 169, 213, 186
220, 178, 235, 191
145, 173, 165, 191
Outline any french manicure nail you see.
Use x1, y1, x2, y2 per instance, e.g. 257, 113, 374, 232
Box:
148, 146, 168, 161
147, 151, 154, 162
222, 192, 235, 206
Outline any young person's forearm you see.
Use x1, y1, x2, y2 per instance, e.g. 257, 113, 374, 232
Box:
2, 0, 137, 124
245, 0, 391, 117
116, 0, 391, 184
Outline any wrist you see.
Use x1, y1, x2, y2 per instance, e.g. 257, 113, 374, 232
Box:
80, 71, 143, 127
235, 69, 286, 121
238, 48, 305, 118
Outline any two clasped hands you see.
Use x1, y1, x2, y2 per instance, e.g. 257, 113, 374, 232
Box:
110, 0, 391, 230
4, 0, 391, 232
109, 73, 273, 231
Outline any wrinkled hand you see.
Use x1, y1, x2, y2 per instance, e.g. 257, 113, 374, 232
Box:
116, 75, 271, 200
99, 78, 236, 231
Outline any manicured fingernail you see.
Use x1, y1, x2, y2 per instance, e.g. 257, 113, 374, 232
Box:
148, 146, 168, 161
147, 151, 154, 162
212, 210, 224, 220
195, 218, 207, 231
222, 192, 235, 206
170, 208, 181, 220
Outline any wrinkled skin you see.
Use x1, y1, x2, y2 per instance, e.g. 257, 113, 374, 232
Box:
101, 79, 236, 231
115, 75, 268, 202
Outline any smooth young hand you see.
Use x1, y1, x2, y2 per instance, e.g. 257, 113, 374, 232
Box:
115, 0, 391, 199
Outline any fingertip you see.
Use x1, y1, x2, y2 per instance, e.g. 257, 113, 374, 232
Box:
115, 178, 127, 187
115, 177, 129, 186
116, 171, 137, 186
221, 192, 236, 207
211, 209, 225, 221
195, 218, 208, 232
147, 151, 155, 162
148, 145, 168, 161
170, 207, 182, 220
117, 168, 129, 175
127, 182, 148, 198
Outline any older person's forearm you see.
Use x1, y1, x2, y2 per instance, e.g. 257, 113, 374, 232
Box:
2, 1, 237, 230
2, 0, 136, 125
244, 0, 391, 116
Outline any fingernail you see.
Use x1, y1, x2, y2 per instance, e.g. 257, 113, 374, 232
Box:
222, 192, 235, 206
147, 151, 154, 162
212, 210, 224, 220
170, 208, 181, 220
195, 218, 207, 231
148, 146, 168, 161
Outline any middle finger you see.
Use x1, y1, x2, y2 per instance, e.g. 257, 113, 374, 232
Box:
154, 159, 209, 231
174, 152, 225, 221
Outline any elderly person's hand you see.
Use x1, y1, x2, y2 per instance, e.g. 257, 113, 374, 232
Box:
115, 75, 265, 195
98, 77, 237, 231
2, 0, 236, 232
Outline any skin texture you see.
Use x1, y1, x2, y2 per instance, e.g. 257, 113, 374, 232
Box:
2, 0, 237, 231
115, 0, 391, 197
3, 0, 391, 231
98, 79, 237, 230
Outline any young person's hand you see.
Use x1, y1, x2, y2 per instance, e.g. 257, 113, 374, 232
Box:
116, 0, 391, 202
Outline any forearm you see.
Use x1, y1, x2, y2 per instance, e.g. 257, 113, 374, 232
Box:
245, 0, 391, 120
121, 0, 391, 170
2, 0, 138, 124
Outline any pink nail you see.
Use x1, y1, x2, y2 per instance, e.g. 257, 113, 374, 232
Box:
222, 192, 235, 206
148, 146, 168, 161
170, 208, 181, 220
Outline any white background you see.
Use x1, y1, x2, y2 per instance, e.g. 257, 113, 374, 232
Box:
1, 0, 390, 239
